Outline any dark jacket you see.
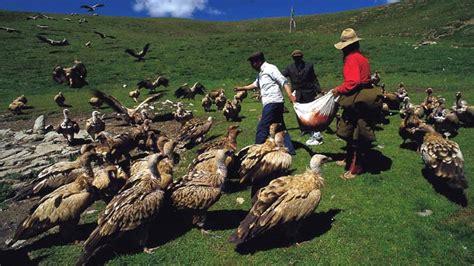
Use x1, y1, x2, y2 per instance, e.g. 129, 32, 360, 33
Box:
283, 61, 321, 93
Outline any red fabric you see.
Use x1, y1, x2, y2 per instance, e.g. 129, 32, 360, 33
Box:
335, 51, 371, 94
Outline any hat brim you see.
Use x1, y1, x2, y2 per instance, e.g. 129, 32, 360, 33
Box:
334, 37, 362, 50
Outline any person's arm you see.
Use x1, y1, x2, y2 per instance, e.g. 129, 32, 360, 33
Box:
283, 82, 296, 103
234, 81, 258, 92
272, 66, 296, 103
332, 57, 360, 96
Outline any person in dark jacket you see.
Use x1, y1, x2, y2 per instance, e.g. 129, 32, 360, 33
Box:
331, 28, 382, 179
283, 49, 323, 145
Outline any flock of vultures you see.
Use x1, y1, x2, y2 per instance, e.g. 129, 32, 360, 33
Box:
1, 3, 473, 265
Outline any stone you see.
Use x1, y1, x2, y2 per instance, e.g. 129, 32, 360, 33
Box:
43, 131, 62, 143
0, 129, 12, 137
35, 143, 64, 156
76, 129, 89, 140
33, 115, 46, 134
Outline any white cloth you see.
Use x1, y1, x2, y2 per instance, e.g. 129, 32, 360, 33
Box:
293, 91, 339, 131
252, 62, 287, 106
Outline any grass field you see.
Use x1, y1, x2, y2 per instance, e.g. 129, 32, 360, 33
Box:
0, 0, 473, 264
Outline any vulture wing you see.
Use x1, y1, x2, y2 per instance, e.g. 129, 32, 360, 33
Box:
92, 89, 128, 115
125, 48, 138, 58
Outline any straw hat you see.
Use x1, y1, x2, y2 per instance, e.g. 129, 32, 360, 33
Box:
290, 49, 303, 57
334, 28, 362, 50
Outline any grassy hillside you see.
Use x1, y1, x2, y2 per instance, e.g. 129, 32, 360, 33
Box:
0, 0, 473, 264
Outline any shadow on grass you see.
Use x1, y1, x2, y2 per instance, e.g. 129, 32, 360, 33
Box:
363, 149, 392, 174
0, 222, 97, 265
421, 168, 468, 207
292, 140, 314, 156
400, 141, 418, 151
235, 208, 342, 254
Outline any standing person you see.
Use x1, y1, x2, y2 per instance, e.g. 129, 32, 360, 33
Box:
234, 51, 296, 155
331, 28, 382, 179
283, 49, 324, 145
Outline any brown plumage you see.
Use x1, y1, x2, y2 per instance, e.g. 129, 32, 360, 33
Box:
428, 99, 459, 138
105, 122, 150, 164
54, 92, 66, 107
8, 100, 26, 114
417, 124, 468, 189
399, 109, 423, 144
85, 111, 105, 140
215, 93, 227, 110
14, 95, 27, 104
52, 60, 87, 88
89, 96, 103, 109
77, 154, 170, 265
168, 149, 231, 232
230, 154, 330, 246
91, 165, 123, 202
197, 125, 241, 154
201, 94, 212, 112
8, 173, 95, 247
381, 84, 402, 110
452, 92, 474, 126
235, 90, 248, 102
93, 30, 116, 39
125, 43, 150, 61
12, 149, 99, 201
208, 88, 224, 101
92, 89, 162, 125
175, 82, 206, 99
56, 109, 80, 145
176, 117, 213, 152
137, 76, 169, 93
173, 102, 193, 126
223, 100, 240, 121
420, 88, 438, 115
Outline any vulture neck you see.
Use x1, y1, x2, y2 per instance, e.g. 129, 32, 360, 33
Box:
148, 155, 162, 181
80, 153, 95, 177
216, 158, 227, 178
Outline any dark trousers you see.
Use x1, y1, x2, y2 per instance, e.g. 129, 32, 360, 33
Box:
255, 102, 295, 154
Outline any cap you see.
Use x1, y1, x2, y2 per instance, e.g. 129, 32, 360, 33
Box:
247, 51, 265, 61
291, 49, 303, 57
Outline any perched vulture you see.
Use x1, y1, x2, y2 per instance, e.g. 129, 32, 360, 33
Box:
56, 109, 80, 145
85, 110, 106, 140
176, 117, 213, 152
8, 172, 96, 247
173, 102, 193, 126
8, 100, 26, 115
420, 88, 438, 115
399, 109, 423, 145
201, 94, 212, 112
215, 93, 227, 111
223, 99, 241, 121
89, 96, 103, 109
417, 124, 468, 190
129, 88, 140, 103
168, 149, 232, 233
92, 89, 162, 125
235, 90, 248, 102
76, 154, 171, 265
197, 124, 241, 154
125, 43, 150, 61
230, 154, 330, 246
52, 60, 88, 88
208, 88, 224, 101
175, 82, 206, 99
54, 92, 66, 107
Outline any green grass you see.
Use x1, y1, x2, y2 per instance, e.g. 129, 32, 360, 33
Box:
1, 0, 473, 264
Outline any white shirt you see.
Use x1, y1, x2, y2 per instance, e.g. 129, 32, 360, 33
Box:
252, 62, 287, 106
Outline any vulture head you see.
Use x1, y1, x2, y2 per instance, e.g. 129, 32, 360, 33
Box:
80, 143, 96, 154
425, 88, 433, 95
63, 108, 70, 120
52, 66, 67, 84
309, 154, 331, 174
157, 76, 169, 87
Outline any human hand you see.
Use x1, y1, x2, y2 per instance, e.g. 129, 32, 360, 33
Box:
289, 94, 297, 103
233, 86, 242, 92
331, 88, 340, 96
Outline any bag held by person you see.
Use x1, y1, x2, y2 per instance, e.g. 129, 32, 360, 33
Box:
293, 91, 339, 132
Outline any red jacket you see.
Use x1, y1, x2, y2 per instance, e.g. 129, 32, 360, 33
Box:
335, 51, 371, 94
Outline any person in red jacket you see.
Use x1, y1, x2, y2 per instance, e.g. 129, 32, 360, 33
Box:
331, 28, 382, 179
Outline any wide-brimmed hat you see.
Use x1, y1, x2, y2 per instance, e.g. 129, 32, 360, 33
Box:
334, 28, 362, 50
291, 49, 303, 57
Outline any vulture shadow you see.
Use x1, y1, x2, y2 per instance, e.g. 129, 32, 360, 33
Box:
399, 141, 418, 151
292, 140, 314, 156
152, 112, 174, 122
203, 134, 222, 143
0, 222, 97, 264
72, 137, 92, 146
48, 50, 74, 54
235, 208, 342, 254
318, 152, 346, 162
205, 209, 248, 231
58, 104, 72, 108
421, 168, 468, 207
222, 179, 248, 194
363, 149, 392, 174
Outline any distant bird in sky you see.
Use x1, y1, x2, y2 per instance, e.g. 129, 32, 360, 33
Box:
125, 43, 150, 61
93, 30, 116, 39
37, 35, 69, 46
0, 26, 21, 33
81, 3, 105, 12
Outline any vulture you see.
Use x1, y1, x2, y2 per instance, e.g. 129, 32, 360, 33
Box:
235, 90, 248, 102
37, 35, 69, 46
421, 88, 438, 115
52, 60, 87, 88
197, 125, 241, 154
104, 122, 150, 164
80, 3, 105, 12
399, 109, 423, 145
8, 172, 96, 247
176, 117, 213, 152
92, 89, 162, 125
230, 154, 330, 246
381, 84, 402, 110
93, 30, 115, 39
125, 43, 150, 61
208, 88, 224, 101
168, 149, 232, 233
91, 165, 122, 202
14, 95, 28, 104
54, 92, 66, 107
175, 82, 206, 99
370, 70, 381, 86
137, 76, 169, 93
27, 15, 40, 20
85, 41, 91, 48
173, 102, 193, 126
35, 24, 48, 29
41, 14, 56, 20
395, 82, 408, 99
56, 109, 80, 145
0, 26, 21, 33
452, 92, 474, 126
428, 98, 459, 138
215, 93, 227, 111
8, 100, 26, 115
78, 18, 88, 24
76, 154, 171, 265
415, 124, 468, 190
399, 97, 417, 119
201, 94, 212, 112
89, 96, 103, 109
129, 88, 140, 103
12, 149, 99, 201
239, 131, 293, 198
86, 111, 106, 140
223, 98, 241, 121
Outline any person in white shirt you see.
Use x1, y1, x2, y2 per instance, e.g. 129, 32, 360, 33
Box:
234, 51, 296, 155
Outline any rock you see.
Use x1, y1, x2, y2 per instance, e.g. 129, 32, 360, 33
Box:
43, 131, 62, 143
13, 132, 29, 142
236, 197, 245, 205
76, 129, 89, 140
35, 143, 64, 156
33, 115, 46, 134
0, 129, 13, 137
25, 129, 33, 134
